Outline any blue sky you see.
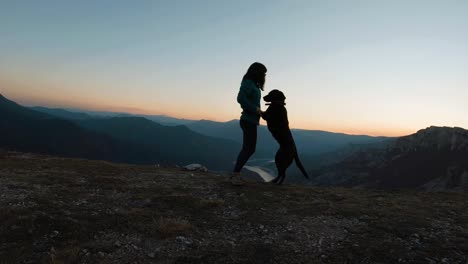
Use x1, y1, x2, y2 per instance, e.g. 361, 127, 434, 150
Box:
1, 0, 467, 136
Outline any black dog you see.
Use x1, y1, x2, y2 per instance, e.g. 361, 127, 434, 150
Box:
261, 90, 309, 184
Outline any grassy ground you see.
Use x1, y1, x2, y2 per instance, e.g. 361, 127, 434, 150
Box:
0, 152, 467, 263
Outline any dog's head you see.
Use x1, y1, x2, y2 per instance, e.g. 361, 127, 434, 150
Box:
263, 89, 286, 103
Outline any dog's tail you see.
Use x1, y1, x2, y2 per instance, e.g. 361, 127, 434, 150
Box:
294, 154, 309, 179
293, 143, 309, 179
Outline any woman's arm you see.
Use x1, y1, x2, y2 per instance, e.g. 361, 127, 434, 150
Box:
261, 107, 270, 121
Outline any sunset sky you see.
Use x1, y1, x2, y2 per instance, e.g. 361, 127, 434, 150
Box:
1, 1, 467, 136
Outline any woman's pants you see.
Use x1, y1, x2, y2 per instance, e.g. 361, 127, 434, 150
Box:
233, 120, 257, 172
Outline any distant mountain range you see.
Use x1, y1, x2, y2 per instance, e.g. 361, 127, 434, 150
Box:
74, 116, 240, 169
30, 106, 93, 120
31, 105, 390, 158
4, 94, 466, 191
46, 107, 196, 126
1, 95, 149, 164
183, 119, 392, 156
1, 94, 239, 169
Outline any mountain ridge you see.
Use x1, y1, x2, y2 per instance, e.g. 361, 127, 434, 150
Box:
311, 126, 468, 191
0, 95, 239, 169
31, 105, 391, 158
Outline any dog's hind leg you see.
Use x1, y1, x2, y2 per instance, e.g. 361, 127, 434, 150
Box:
270, 176, 279, 183
273, 148, 286, 184
273, 170, 286, 185
275, 166, 286, 185
277, 175, 286, 185
275, 145, 295, 185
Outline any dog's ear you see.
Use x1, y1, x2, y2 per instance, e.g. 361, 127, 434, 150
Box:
264, 89, 286, 102
270, 90, 286, 101
263, 92, 272, 102
277, 91, 286, 101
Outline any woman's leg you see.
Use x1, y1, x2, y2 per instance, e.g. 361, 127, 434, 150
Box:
233, 120, 257, 173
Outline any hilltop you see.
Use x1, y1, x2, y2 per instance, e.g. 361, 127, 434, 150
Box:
1, 151, 467, 263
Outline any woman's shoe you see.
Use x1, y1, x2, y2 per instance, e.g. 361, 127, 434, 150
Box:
230, 172, 245, 186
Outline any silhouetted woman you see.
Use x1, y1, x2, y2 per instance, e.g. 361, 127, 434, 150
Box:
231, 62, 267, 185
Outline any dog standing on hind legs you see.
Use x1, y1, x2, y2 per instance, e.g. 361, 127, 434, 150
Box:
261, 90, 309, 185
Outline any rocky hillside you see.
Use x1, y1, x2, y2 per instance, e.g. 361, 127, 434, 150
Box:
312, 126, 468, 191
393, 126, 468, 152
1, 151, 467, 263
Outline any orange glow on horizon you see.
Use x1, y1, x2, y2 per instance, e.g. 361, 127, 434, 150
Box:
5, 93, 415, 137
0, 77, 423, 138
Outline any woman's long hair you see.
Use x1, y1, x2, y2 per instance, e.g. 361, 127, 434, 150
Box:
242, 62, 267, 90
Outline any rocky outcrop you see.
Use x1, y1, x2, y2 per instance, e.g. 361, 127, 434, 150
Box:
422, 166, 468, 192
183, 163, 208, 172
313, 126, 468, 191
393, 126, 468, 152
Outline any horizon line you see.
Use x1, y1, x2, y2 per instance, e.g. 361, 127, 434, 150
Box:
17, 100, 418, 138
4, 93, 434, 138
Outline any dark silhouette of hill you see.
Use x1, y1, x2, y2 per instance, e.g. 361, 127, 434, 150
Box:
0, 94, 153, 163
75, 117, 240, 169
376, 126, 468, 190
312, 126, 468, 191
281, 138, 396, 184
52, 108, 194, 126
291, 128, 389, 155
139, 114, 195, 126
6, 95, 467, 191
186, 119, 389, 157
1, 95, 240, 169
31, 106, 390, 158
30, 106, 92, 120
187, 119, 241, 142
32, 107, 195, 125
1, 94, 50, 120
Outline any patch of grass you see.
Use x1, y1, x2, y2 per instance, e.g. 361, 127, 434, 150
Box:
455, 214, 468, 229
157, 217, 193, 238
334, 204, 366, 218
89, 176, 128, 188
49, 245, 81, 264
197, 198, 225, 209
